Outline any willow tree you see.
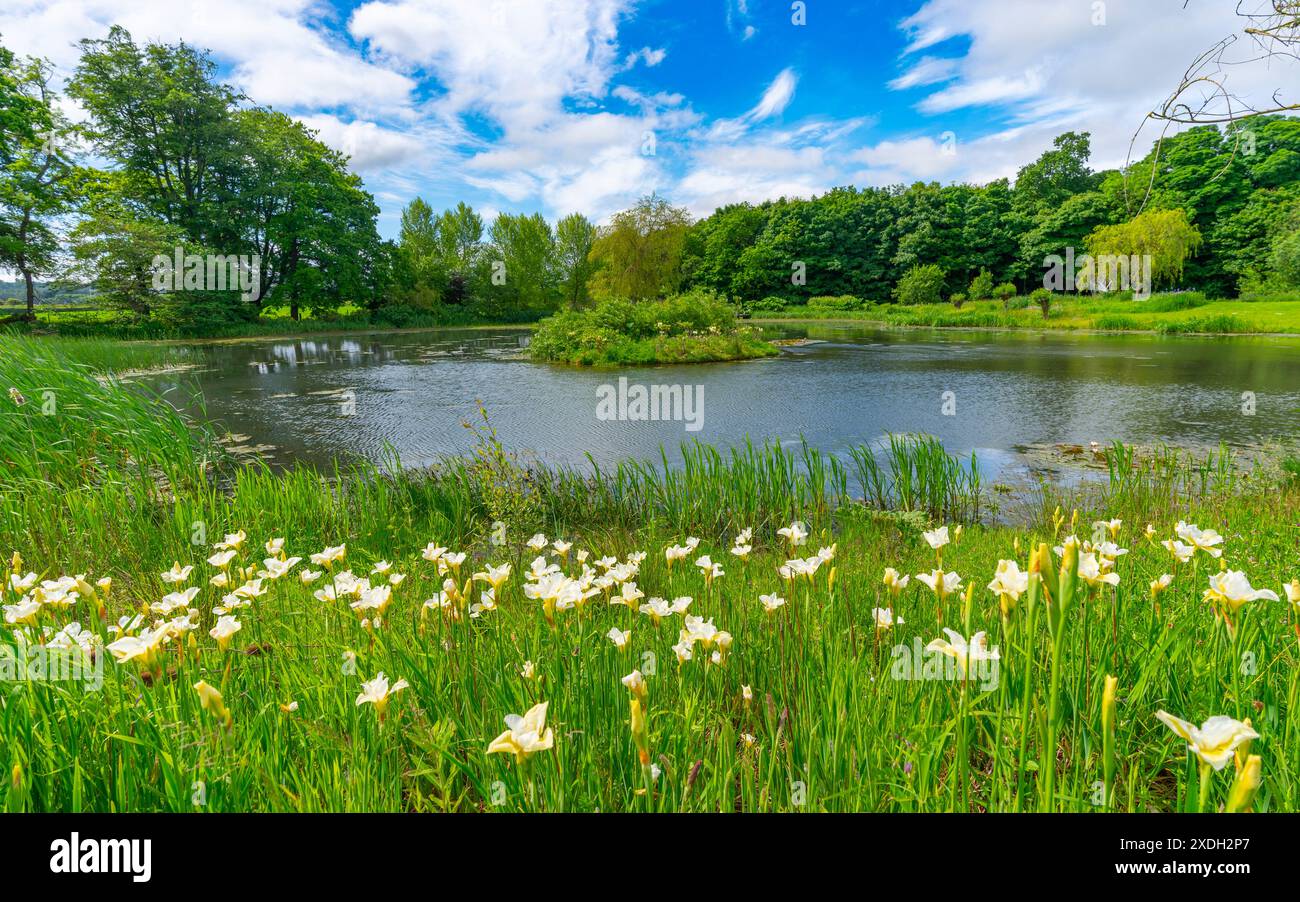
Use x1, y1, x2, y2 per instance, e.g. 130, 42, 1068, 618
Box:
1080, 208, 1202, 290
589, 195, 691, 301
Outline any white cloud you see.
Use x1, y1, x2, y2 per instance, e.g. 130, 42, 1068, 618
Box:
297, 114, 426, 172
749, 67, 798, 120
917, 70, 1045, 114
888, 55, 959, 91
624, 45, 666, 68
0, 0, 415, 114
851, 136, 960, 183
5, 0, 1297, 233
349, 0, 631, 129
872, 0, 1300, 187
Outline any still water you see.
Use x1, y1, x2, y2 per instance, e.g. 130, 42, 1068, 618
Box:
145, 324, 1300, 482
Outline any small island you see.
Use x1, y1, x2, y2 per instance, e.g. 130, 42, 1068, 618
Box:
528, 292, 778, 366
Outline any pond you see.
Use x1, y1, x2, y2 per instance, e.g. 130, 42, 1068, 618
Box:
144, 323, 1300, 485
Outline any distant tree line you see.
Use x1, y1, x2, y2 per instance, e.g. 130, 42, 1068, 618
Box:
682, 125, 1300, 306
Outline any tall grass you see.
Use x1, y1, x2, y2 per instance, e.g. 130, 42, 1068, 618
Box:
0, 334, 210, 493
851, 434, 982, 522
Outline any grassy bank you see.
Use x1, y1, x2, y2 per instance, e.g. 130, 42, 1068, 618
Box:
754, 294, 1300, 336
530, 294, 779, 365
5, 302, 536, 341
0, 336, 1296, 813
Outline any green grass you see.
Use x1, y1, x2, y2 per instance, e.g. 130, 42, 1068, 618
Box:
13, 302, 529, 341
0, 335, 1295, 812
530, 294, 779, 366
755, 294, 1300, 335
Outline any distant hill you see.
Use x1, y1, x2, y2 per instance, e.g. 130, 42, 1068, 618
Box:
0, 280, 97, 306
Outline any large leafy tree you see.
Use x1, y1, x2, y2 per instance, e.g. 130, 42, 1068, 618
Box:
68, 27, 245, 248
234, 108, 381, 318
65, 173, 190, 317
1013, 132, 1098, 215
589, 195, 691, 301
396, 196, 443, 304
0, 41, 43, 167
484, 212, 558, 319
0, 50, 80, 322
554, 212, 599, 308
436, 202, 485, 305
65, 28, 383, 322
1081, 208, 1202, 290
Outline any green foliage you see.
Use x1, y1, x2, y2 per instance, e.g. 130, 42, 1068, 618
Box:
1269, 228, 1300, 287
589, 195, 692, 301
483, 212, 558, 318
750, 295, 789, 313
678, 119, 1300, 306
807, 295, 868, 311
62, 27, 384, 324
893, 264, 945, 306
1029, 287, 1052, 318
968, 268, 994, 301
1082, 208, 1203, 289
555, 212, 599, 308
0, 50, 79, 320
528, 290, 777, 365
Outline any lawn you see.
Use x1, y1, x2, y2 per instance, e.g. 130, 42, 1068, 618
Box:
755, 294, 1300, 335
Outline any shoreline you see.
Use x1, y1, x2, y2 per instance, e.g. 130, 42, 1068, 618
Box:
750, 315, 1300, 339
135, 322, 537, 346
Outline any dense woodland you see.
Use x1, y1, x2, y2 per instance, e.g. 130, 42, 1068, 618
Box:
2, 28, 1299, 332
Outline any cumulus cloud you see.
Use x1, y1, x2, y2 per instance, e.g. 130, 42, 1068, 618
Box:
870, 0, 1297, 187
297, 114, 426, 172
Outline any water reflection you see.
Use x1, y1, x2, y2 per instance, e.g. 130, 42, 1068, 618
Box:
146, 326, 1300, 483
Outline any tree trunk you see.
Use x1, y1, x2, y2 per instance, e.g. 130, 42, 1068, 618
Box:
22, 268, 36, 321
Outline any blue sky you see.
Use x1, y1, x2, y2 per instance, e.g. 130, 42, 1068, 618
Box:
2, 1, 1288, 237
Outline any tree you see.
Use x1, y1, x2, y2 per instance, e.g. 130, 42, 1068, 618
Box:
682, 201, 768, 297
968, 268, 993, 301
433, 202, 484, 305
589, 195, 691, 300
1270, 229, 1300, 287
1013, 132, 1097, 214
66, 191, 189, 317
0, 41, 43, 168
66, 28, 384, 323
67, 27, 245, 248
554, 212, 599, 307
893, 264, 945, 305
485, 212, 558, 319
0, 51, 79, 322
233, 109, 381, 319
1081, 208, 1202, 291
